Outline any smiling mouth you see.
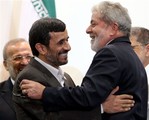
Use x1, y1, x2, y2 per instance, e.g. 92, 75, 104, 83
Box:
89, 35, 96, 42
89, 35, 95, 43
90, 35, 95, 39
60, 53, 68, 57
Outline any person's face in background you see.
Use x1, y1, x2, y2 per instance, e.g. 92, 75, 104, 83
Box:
130, 35, 147, 67
39, 29, 71, 68
3, 42, 32, 80
86, 11, 111, 52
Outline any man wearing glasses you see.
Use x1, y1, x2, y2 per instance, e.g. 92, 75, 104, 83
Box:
0, 38, 32, 120
130, 27, 149, 120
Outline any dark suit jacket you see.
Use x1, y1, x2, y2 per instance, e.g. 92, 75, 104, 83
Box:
0, 78, 16, 120
41, 36, 148, 120
13, 58, 101, 120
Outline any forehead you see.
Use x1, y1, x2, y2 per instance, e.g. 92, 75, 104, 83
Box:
7, 42, 31, 55
90, 11, 107, 27
91, 11, 100, 22
50, 29, 68, 41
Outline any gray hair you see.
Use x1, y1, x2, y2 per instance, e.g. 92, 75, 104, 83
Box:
3, 38, 27, 60
92, 1, 131, 36
131, 27, 149, 45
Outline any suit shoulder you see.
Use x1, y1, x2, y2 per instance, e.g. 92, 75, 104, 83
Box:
0, 80, 7, 89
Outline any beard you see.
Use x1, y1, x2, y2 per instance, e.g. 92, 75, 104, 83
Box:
91, 27, 108, 52
91, 33, 105, 52
45, 52, 68, 68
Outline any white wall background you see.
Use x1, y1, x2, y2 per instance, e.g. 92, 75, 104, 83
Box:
0, 0, 149, 83
55, 0, 149, 74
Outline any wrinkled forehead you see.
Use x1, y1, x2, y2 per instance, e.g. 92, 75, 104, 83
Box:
91, 11, 101, 21
7, 42, 32, 56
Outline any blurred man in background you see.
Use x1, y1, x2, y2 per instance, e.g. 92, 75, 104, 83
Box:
130, 27, 149, 120
0, 38, 32, 120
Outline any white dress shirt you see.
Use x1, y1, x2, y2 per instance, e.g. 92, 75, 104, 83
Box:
35, 57, 64, 86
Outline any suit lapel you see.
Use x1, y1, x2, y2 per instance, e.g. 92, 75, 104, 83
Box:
30, 58, 62, 87
63, 73, 75, 87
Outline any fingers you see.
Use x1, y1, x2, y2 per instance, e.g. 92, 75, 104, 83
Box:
110, 86, 119, 95
120, 99, 134, 109
116, 94, 135, 105
22, 89, 27, 94
20, 79, 30, 89
20, 79, 35, 90
20, 80, 33, 95
111, 94, 134, 113
20, 79, 30, 85
120, 99, 135, 105
22, 88, 33, 95
114, 100, 134, 113
121, 103, 134, 108
117, 94, 135, 105
117, 94, 133, 99
120, 103, 133, 112
19, 80, 45, 99
120, 107, 131, 112
103, 94, 135, 113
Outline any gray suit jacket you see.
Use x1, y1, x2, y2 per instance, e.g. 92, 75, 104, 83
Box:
13, 58, 101, 120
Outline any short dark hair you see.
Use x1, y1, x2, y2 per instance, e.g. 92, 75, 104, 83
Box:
29, 17, 66, 56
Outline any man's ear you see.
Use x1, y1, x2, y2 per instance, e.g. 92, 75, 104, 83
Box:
35, 43, 47, 55
3, 60, 8, 71
112, 23, 119, 31
110, 22, 119, 36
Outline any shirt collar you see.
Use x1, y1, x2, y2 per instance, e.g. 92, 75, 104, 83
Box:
11, 78, 15, 85
34, 57, 64, 86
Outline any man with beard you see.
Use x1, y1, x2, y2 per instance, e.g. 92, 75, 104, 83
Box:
13, 17, 134, 120
19, 1, 147, 120
0, 38, 32, 120
13, 17, 102, 120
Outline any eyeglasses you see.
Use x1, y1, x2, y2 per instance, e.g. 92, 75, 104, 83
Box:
10, 55, 32, 62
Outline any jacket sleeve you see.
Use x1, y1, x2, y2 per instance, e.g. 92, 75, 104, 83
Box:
42, 48, 120, 112
13, 72, 47, 120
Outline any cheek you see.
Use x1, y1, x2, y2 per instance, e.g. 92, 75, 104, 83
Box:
9, 62, 19, 71
94, 27, 100, 35
5, 62, 12, 70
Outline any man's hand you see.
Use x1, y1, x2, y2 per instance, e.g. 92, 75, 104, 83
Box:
102, 86, 135, 113
20, 79, 45, 99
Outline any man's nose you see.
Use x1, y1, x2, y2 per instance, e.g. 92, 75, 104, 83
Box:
20, 56, 31, 65
64, 42, 71, 51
